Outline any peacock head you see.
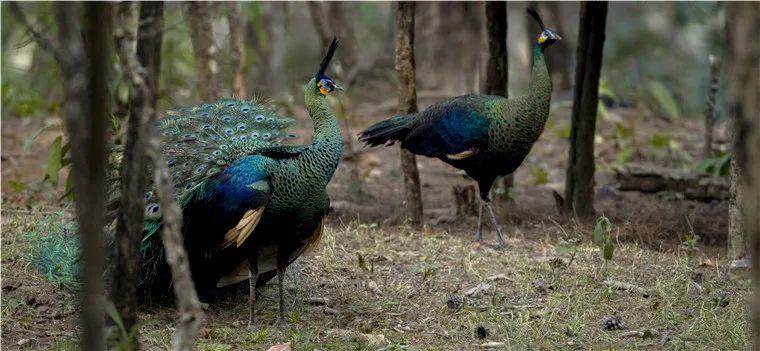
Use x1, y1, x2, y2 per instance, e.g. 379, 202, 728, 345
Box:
315, 37, 344, 96
527, 8, 562, 49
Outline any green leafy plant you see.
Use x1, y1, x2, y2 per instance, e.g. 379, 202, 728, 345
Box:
694, 152, 731, 177
529, 163, 549, 185
597, 79, 618, 120
593, 216, 615, 270
647, 79, 680, 120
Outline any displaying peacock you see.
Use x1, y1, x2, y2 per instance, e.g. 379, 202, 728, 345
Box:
359, 9, 561, 248
116, 38, 344, 326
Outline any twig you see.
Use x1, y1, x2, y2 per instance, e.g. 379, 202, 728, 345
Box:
603, 280, 652, 297
8, 2, 64, 64
115, 7, 204, 350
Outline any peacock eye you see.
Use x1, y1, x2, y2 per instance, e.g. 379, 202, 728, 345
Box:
237, 123, 247, 131
255, 115, 265, 122
201, 124, 212, 130
226, 102, 236, 107
184, 182, 194, 190
200, 112, 210, 118
251, 132, 259, 138
224, 128, 234, 135
222, 115, 232, 123
262, 133, 271, 139
241, 106, 252, 113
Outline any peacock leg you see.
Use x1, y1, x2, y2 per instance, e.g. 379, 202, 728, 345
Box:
274, 264, 289, 326
485, 200, 507, 249
247, 257, 258, 330
475, 201, 485, 242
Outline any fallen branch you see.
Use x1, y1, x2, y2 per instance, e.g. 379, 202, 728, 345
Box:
603, 280, 652, 297
613, 163, 728, 201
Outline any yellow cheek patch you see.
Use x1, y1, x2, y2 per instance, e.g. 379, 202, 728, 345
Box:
537, 35, 547, 44
446, 148, 479, 160
319, 86, 330, 96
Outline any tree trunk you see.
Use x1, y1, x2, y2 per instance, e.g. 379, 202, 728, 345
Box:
563, 2, 607, 218
259, 2, 287, 94
703, 54, 720, 159
307, 1, 330, 50
483, 2, 514, 199
53, 2, 110, 349
728, 156, 745, 259
540, 1, 573, 93
328, 2, 357, 73
185, 2, 219, 101
395, 2, 423, 226
115, 3, 205, 349
113, 3, 136, 121
724, 3, 760, 347
227, 2, 246, 98
111, 2, 163, 343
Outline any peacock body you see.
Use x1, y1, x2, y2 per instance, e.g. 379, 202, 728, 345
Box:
115, 40, 344, 325
359, 10, 560, 247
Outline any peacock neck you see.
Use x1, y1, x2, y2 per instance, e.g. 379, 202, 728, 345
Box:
524, 43, 552, 125
303, 80, 343, 181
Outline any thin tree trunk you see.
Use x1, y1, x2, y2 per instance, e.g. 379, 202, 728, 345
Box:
725, 3, 760, 347
113, 3, 137, 121
483, 2, 514, 198
307, 1, 330, 50
328, 2, 357, 73
111, 2, 163, 343
395, 1, 423, 226
259, 2, 287, 94
116, 4, 205, 349
227, 2, 246, 98
703, 54, 720, 159
541, 1, 573, 93
186, 2, 219, 101
53, 2, 110, 349
563, 2, 607, 218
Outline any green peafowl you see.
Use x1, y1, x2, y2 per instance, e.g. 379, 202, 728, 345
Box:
117, 38, 344, 326
359, 9, 561, 248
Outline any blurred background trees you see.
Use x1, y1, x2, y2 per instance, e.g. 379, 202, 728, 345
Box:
2, 2, 728, 121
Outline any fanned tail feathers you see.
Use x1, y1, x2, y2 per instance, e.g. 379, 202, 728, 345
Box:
108, 98, 299, 240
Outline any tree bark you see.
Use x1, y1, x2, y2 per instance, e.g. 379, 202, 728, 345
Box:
111, 2, 163, 343
483, 2, 514, 198
395, 2, 423, 226
563, 2, 607, 218
307, 1, 330, 50
53, 2, 110, 349
328, 2, 357, 73
540, 1, 573, 93
703, 54, 720, 159
116, 4, 205, 349
725, 2, 760, 350
227, 2, 246, 98
724, 3, 760, 346
185, 2, 219, 101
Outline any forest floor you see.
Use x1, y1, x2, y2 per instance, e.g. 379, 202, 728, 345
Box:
1, 98, 751, 350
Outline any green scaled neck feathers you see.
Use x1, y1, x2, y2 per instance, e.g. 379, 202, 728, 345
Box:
304, 78, 341, 143
529, 42, 552, 100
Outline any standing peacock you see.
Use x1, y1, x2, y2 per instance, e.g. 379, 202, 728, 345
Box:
359, 9, 561, 248
123, 38, 344, 326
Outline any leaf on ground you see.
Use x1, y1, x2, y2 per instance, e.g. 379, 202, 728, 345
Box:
266, 343, 291, 351
464, 282, 491, 297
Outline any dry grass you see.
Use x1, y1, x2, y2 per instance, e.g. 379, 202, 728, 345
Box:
2, 213, 750, 350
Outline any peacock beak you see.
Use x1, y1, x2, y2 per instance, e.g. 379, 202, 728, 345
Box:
333, 82, 345, 91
